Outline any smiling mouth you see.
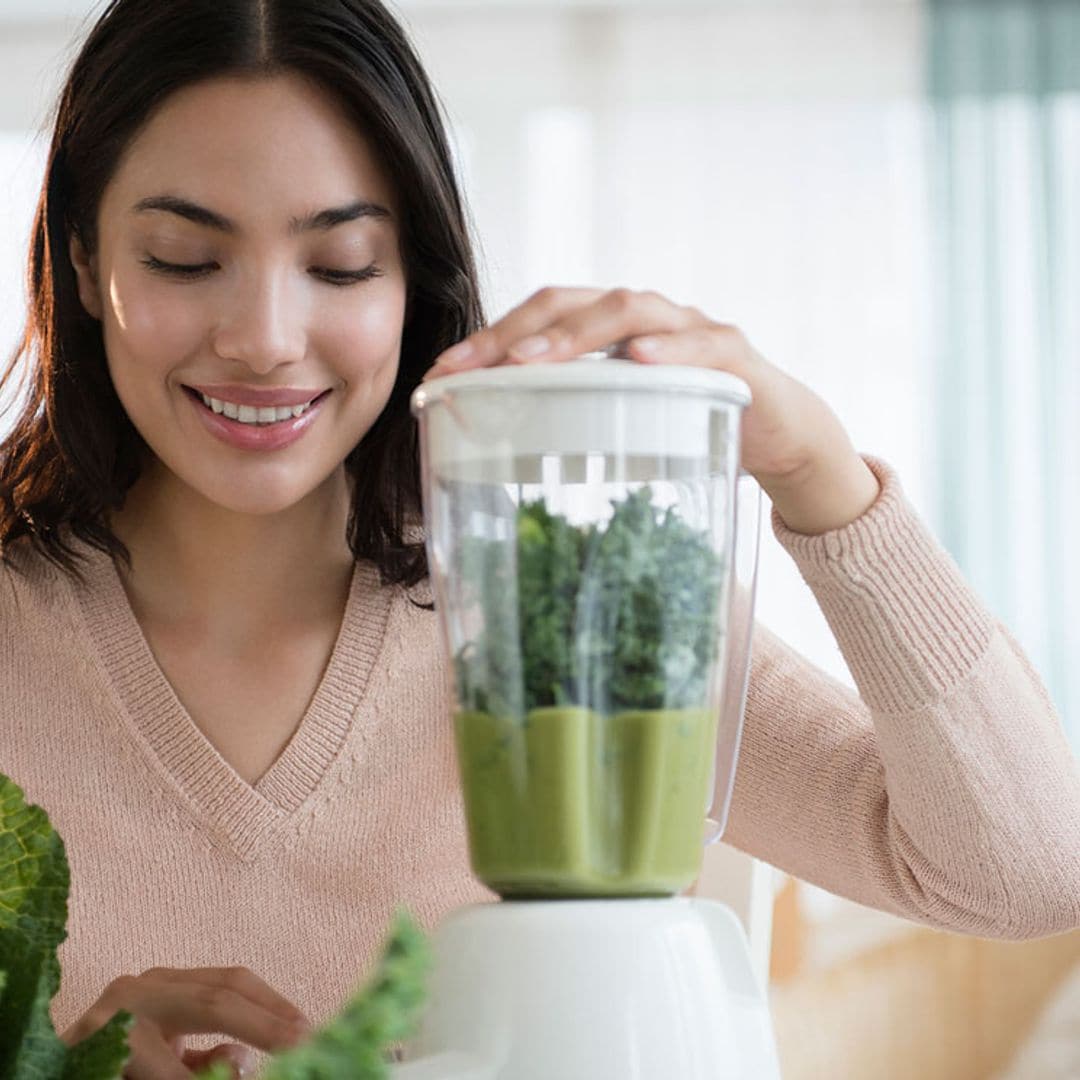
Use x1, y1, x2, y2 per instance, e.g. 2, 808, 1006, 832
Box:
183, 386, 331, 425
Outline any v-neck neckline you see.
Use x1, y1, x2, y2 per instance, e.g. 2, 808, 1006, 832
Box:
71, 541, 395, 861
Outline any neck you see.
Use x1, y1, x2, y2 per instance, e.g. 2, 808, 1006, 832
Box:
109, 461, 356, 636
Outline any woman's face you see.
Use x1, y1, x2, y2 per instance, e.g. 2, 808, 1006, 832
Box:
72, 73, 408, 517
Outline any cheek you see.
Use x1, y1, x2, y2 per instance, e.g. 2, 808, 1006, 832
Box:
100, 267, 204, 380
324, 286, 408, 384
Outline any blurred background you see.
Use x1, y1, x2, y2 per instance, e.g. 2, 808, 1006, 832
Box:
3, 0, 1077, 752
1, 2, 1078, 1075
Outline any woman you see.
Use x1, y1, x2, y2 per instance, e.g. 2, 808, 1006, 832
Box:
1, 0, 1077, 1076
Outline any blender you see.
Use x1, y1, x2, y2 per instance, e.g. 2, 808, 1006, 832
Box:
394, 354, 781, 1079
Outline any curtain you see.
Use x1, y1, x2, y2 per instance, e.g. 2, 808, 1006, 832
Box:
928, 0, 1080, 745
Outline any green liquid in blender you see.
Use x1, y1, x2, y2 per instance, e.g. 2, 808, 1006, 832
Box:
452, 488, 727, 898
455, 705, 718, 897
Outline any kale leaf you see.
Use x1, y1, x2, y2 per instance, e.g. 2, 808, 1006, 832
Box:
0, 772, 133, 1080
454, 487, 726, 716
218, 910, 430, 1080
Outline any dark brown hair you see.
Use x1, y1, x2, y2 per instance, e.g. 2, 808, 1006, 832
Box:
0, 0, 484, 587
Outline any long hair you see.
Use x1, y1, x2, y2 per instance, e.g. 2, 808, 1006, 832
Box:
0, 0, 484, 587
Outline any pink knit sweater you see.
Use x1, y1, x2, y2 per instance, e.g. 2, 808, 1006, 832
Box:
1, 456, 1078, 1039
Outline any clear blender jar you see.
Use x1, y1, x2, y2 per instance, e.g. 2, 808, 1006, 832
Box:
411, 355, 757, 898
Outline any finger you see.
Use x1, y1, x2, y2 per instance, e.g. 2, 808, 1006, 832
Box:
426, 286, 604, 378
148, 967, 309, 1027
62, 975, 143, 1046
136, 984, 306, 1054
182, 1043, 258, 1079
624, 323, 758, 375
65, 971, 310, 1059
123, 1025, 193, 1080
428, 288, 708, 381
498, 289, 707, 366
155, 984, 304, 1049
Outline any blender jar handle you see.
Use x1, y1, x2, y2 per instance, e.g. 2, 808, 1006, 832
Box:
704, 470, 762, 844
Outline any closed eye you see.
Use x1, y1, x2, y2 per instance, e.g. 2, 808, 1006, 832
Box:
141, 255, 216, 279
140, 256, 385, 287
312, 265, 384, 287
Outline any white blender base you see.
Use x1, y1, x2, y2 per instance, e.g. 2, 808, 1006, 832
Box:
391, 897, 781, 1079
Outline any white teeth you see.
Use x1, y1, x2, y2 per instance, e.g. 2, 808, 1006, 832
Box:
196, 391, 319, 424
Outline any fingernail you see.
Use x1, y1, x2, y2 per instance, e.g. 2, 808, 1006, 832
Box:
508, 335, 550, 360
632, 336, 661, 357
233, 1047, 257, 1077
438, 341, 474, 368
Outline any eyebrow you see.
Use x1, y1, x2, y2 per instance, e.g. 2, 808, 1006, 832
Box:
131, 195, 393, 234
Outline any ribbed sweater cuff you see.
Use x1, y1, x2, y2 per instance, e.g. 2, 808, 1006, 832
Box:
771, 455, 995, 715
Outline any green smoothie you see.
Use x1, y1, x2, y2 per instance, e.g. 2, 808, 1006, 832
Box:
455, 705, 718, 897
450, 488, 728, 898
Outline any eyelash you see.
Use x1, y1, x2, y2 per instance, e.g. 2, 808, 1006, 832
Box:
140, 255, 384, 287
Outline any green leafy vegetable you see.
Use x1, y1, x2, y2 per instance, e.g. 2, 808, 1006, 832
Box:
211, 910, 430, 1080
454, 488, 726, 717
0, 771, 133, 1080
0, 771, 430, 1079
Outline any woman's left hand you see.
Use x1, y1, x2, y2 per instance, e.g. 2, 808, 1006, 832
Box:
425, 287, 880, 534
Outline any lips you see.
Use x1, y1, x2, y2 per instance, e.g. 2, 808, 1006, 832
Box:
184, 383, 330, 408
184, 384, 331, 452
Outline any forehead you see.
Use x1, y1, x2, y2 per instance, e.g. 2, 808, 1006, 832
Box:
102, 72, 398, 223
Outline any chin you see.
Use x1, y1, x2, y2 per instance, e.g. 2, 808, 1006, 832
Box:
187, 473, 326, 518
218, 489, 318, 517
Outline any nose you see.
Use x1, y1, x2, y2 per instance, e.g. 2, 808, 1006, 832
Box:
211, 267, 307, 374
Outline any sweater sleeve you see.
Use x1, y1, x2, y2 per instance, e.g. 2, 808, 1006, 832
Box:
723, 455, 1080, 940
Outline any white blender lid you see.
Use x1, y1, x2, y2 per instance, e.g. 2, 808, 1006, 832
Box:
411, 352, 749, 480
411, 352, 752, 413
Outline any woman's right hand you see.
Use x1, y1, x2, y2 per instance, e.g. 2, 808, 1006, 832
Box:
60, 966, 311, 1079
